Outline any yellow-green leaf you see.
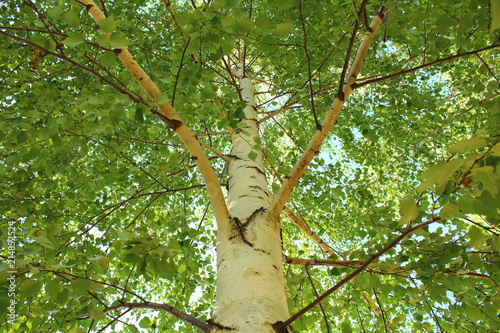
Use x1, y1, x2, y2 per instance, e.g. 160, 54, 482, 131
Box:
468, 226, 484, 248
448, 136, 487, 154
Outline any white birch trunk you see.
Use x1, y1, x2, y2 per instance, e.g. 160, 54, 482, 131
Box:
210, 64, 290, 332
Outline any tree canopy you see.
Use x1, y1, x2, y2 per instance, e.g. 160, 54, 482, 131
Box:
1, 0, 499, 332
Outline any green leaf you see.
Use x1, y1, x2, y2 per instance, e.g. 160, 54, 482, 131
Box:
177, 265, 187, 274
71, 279, 92, 294
221, 16, 235, 27
96, 35, 110, 48
89, 304, 105, 321
341, 321, 352, 333
46, 6, 64, 20
276, 22, 294, 38
57, 288, 70, 304
20, 279, 42, 299
255, 14, 271, 30
62, 10, 81, 28
134, 107, 144, 123
237, 17, 253, 31
62, 32, 85, 48
17, 130, 28, 143
33, 236, 55, 249
154, 92, 169, 104
210, 0, 227, 11
234, 106, 246, 119
493, 235, 500, 252
247, 150, 258, 161
417, 159, 464, 193
470, 166, 498, 195
98, 15, 117, 33
109, 32, 131, 47
439, 203, 466, 219
398, 195, 419, 227
139, 317, 151, 329
468, 226, 484, 248
100, 51, 116, 66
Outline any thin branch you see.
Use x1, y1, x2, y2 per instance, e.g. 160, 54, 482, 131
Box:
305, 267, 331, 333
338, 0, 370, 95
171, 38, 190, 106
409, 277, 445, 333
96, 308, 132, 333
298, 0, 319, 127
476, 53, 500, 86
258, 85, 337, 124
79, 301, 209, 332
284, 256, 498, 286
268, 6, 389, 219
352, 43, 500, 89
41, 269, 147, 302
283, 254, 363, 268
0, 30, 147, 105
359, 289, 381, 317
273, 217, 440, 331
372, 288, 389, 333
446, 270, 498, 286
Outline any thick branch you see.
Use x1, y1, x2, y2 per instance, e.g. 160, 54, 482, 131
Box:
268, 6, 389, 219
273, 217, 440, 332
81, 0, 230, 231
79, 302, 210, 332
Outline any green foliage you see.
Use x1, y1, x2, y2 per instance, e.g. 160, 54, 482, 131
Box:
0, 0, 499, 332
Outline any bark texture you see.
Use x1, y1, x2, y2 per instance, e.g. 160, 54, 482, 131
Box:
210, 64, 290, 332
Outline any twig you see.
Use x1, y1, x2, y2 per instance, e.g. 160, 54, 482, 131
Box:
352, 43, 500, 89
40, 269, 147, 302
0, 31, 147, 105
305, 267, 331, 332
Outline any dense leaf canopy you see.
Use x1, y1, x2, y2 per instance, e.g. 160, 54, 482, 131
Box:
1, 0, 499, 332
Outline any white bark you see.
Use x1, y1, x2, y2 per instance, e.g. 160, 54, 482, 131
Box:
211, 65, 290, 332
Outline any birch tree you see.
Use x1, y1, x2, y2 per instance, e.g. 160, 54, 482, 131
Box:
1, 0, 499, 332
